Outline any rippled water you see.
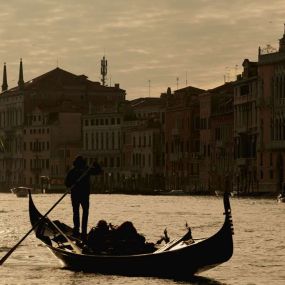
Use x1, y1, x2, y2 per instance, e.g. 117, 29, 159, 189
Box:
0, 193, 284, 285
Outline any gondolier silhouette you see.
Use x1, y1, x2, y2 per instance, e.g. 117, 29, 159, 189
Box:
65, 156, 103, 239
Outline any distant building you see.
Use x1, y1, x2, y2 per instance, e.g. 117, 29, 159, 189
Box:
233, 59, 258, 194
209, 83, 234, 194
164, 86, 205, 192
0, 61, 126, 191
82, 102, 125, 193
198, 83, 234, 194
198, 90, 212, 192
129, 97, 166, 192
257, 28, 285, 193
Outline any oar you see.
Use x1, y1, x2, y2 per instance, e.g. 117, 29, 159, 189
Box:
48, 220, 82, 254
0, 166, 93, 266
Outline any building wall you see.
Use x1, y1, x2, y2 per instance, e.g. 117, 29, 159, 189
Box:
0, 92, 24, 190
199, 92, 212, 192
82, 107, 123, 192
233, 60, 259, 194
165, 88, 203, 192
22, 109, 81, 190
258, 53, 285, 193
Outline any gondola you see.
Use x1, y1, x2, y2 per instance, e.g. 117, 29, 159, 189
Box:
28, 192, 234, 278
11, 186, 44, 197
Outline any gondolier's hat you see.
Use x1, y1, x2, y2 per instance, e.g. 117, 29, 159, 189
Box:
73, 156, 86, 168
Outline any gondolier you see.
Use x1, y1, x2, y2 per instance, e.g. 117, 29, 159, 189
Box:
65, 156, 103, 239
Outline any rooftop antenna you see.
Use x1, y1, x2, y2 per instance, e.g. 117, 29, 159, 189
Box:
101, 55, 108, 86
225, 67, 230, 83
176, 77, 179, 90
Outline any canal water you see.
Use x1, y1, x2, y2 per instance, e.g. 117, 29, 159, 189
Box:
0, 193, 284, 284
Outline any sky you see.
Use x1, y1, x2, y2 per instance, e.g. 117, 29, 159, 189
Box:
0, 0, 285, 100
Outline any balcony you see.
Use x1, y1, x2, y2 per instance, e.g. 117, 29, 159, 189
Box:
171, 128, 180, 136
216, 140, 223, 148
31, 166, 42, 173
268, 141, 285, 150
236, 158, 247, 166
236, 126, 248, 134
169, 153, 182, 162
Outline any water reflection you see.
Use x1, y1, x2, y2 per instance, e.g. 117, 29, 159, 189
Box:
1, 193, 285, 284
173, 275, 226, 284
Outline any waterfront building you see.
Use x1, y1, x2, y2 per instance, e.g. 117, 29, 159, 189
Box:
164, 86, 205, 192
23, 105, 82, 192
257, 28, 285, 193
198, 83, 234, 194
82, 102, 125, 193
128, 97, 166, 192
198, 90, 212, 192
0, 60, 24, 190
0, 60, 126, 191
209, 84, 234, 194
233, 59, 258, 194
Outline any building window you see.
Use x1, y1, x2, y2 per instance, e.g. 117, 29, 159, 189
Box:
112, 132, 115, 149
100, 133, 104, 149
106, 133, 109, 150
117, 157, 120, 167
95, 133, 99, 150
91, 133, 94, 150
85, 133, 89, 150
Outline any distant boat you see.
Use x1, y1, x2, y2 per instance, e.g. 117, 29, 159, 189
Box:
10, 186, 43, 198
215, 191, 235, 197
277, 193, 285, 203
214, 190, 223, 197
166, 189, 186, 195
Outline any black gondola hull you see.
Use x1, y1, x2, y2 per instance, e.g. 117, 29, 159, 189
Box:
28, 192, 234, 278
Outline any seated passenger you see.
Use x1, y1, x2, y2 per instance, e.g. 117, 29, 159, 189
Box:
86, 220, 157, 255
87, 220, 111, 253
112, 221, 147, 254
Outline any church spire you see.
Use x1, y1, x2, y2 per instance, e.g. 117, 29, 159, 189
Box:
2, 62, 8, 92
18, 58, 24, 89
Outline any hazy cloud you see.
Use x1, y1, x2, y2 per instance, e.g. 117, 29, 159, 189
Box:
0, 0, 284, 98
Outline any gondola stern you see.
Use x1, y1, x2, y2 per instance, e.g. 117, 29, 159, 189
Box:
28, 190, 43, 226
223, 192, 234, 236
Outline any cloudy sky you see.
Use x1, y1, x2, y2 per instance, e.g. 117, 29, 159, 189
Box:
0, 0, 285, 99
